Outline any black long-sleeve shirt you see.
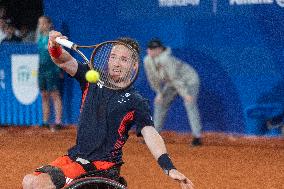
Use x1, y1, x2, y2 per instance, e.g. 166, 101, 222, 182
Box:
68, 63, 154, 164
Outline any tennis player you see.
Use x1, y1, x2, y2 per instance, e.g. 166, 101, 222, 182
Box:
22, 30, 194, 189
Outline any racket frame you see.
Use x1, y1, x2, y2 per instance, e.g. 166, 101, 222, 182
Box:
56, 37, 139, 90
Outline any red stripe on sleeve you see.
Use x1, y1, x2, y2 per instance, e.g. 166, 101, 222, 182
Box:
80, 83, 90, 112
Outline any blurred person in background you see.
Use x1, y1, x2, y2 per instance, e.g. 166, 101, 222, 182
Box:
19, 24, 36, 42
1, 22, 22, 43
0, 18, 7, 43
144, 39, 203, 146
37, 15, 63, 131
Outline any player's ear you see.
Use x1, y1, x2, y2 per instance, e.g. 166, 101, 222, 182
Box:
133, 60, 138, 71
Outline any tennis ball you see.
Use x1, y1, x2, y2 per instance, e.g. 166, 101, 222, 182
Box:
85, 70, 100, 83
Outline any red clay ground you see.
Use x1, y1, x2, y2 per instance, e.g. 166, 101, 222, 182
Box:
0, 126, 283, 189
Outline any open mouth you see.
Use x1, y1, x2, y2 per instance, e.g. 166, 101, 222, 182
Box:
109, 70, 121, 82
112, 68, 121, 73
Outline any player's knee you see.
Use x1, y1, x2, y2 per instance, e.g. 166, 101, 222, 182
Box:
41, 92, 49, 99
22, 174, 36, 189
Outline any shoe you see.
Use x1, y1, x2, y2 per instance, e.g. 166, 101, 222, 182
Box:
55, 124, 63, 130
191, 137, 202, 147
42, 123, 50, 128
50, 125, 57, 132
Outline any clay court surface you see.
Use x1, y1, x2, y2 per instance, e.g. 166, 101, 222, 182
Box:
0, 126, 283, 189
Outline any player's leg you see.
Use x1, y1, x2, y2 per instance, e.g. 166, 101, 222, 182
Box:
22, 173, 56, 189
39, 73, 50, 127
23, 156, 85, 189
38, 71, 51, 128
22, 174, 35, 189
154, 87, 177, 132
47, 74, 63, 131
41, 90, 50, 127
50, 90, 62, 126
184, 98, 202, 145
179, 82, 202, 146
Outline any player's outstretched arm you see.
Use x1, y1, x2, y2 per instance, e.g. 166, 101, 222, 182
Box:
48, 30, 78, 76
141, 126, 194, 189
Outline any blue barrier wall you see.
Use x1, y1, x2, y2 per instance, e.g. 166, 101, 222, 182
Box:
42, 0, 284, 136
0, 44, 82, 126
0, 44, 42, 125
1, 1, 283, 136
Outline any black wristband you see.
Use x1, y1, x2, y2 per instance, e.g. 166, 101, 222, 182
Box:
157, 153, 176, 174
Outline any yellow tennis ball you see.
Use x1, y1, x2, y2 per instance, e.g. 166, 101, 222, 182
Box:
85, 70, 100, 83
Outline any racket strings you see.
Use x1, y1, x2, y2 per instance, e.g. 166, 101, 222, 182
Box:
96, 43, 114, 87
92, 42, 138, 90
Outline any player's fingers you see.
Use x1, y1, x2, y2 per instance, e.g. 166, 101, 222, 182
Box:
173, 173, 187, 182
49, 30, 66, 42
180, 178, 194, 189
184, 95, 194, 103
184, 177, 193, 185
180, 181, 194, 189
180, 182, 189, 189
48, 30, 68, 47
180, 182, 185, 189
49, 30, 60, 39
175, 177, 193, 188
180, 182, 186, 189
56, 35, 68, 40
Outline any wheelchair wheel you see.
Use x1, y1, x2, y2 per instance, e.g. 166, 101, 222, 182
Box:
63, 176, 127, 189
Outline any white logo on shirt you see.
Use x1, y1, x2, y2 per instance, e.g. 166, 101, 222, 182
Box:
97, 82, 103, 88
118, 93, 131, 103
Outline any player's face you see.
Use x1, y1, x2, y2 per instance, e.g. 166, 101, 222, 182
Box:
108, 44, 136, 81
38, 17, 51, 33
147, 48, 162, 58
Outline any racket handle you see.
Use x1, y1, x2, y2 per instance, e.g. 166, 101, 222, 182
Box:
55, 37, 75, 49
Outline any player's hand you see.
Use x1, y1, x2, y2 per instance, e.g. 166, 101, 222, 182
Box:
184, 95, 194, 103
48, 30, 67, 47
168, 169, 194, 189
155, 94, 163, 104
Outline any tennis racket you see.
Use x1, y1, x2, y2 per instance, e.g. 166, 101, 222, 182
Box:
55, 37, 139, 90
